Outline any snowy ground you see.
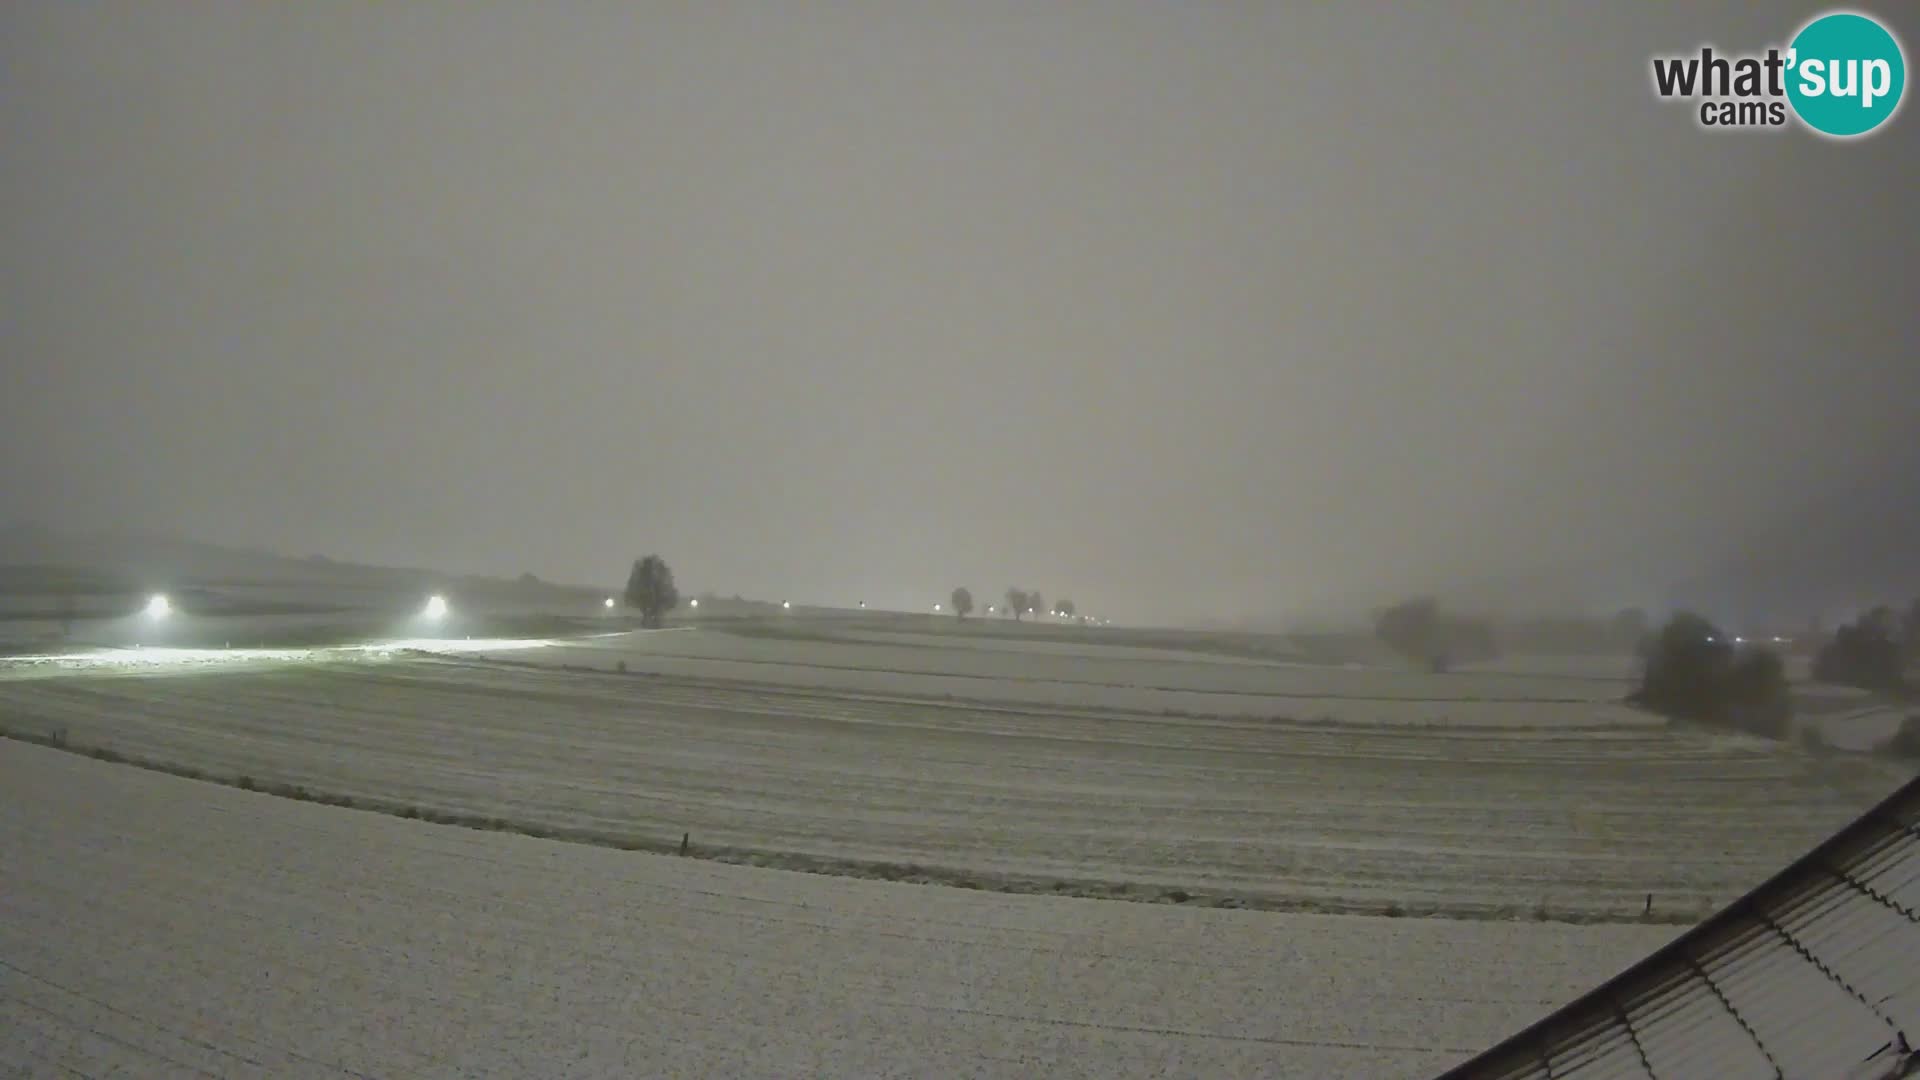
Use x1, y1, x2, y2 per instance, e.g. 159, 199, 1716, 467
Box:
1, 630, 1904, 919
511, 623, 1654, 726
0, 741, 1679, 1079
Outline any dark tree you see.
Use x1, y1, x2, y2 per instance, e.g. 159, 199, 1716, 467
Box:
1056, 598, 1076, 618
624, 555, 679, 629
1724, 647, 1791, 739
1633, 612, 1732, 719
1376, 597, 1441, 668
1813, 608, 1906, 692
951, 587, 974, 619
1375, 597, 1495, 672
1630, 612, 1791, 738
1005, 588, 1028, 621
1904, 599, 1920, 659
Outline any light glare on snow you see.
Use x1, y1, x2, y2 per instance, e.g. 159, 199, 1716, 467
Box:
2, 637, 554, 672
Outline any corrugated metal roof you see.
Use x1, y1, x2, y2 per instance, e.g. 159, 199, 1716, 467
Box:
1436, 774, 1920, 1080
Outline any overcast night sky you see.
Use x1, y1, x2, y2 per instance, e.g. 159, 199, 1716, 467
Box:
4, 3, 1915, 625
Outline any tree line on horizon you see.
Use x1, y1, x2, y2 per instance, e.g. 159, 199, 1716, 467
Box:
620, 556, 1087, 628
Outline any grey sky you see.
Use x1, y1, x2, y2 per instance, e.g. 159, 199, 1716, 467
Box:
4, 3, 1915, 624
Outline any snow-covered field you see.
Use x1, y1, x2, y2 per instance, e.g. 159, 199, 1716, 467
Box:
0, 740, 1679, 1078
514, 624, 1654, 727
1, 626, 1904, 919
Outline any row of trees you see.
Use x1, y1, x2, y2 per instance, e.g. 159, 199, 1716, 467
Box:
620, 559, 1084, 630
1627, 606, 1916, 749
1000, 588, 1073, 621
943, 587, 1078, 621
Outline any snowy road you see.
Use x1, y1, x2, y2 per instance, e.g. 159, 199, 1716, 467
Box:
0, 741, 1677, 1078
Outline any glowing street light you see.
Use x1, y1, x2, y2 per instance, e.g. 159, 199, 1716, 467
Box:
604, 597, 616, 609
422, 594, 448, 620
933, 603, 943, 612
145, 593, 171, 618
782, 600, 792, 610
689, 598, 699, 609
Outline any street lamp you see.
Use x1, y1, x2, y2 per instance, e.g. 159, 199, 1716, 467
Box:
145, 593, 171, 618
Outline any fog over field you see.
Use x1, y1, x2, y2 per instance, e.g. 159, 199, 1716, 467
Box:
4, 3, 1917, 625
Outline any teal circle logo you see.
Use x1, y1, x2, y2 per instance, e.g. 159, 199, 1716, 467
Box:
1787, 12, 1906, 137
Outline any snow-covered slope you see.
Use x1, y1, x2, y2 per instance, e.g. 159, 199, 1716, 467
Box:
0, 740, 1674, 1079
